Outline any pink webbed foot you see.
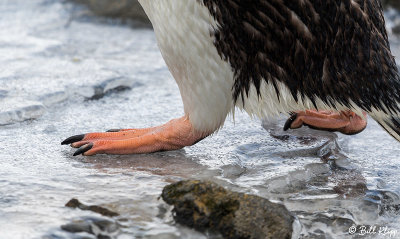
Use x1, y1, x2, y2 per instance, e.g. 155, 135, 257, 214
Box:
284, 110, 367, 135
61, 116, 208, 156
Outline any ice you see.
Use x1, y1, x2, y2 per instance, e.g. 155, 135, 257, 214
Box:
40, 91, 69, 107
1, 0, 400, 238
0, 97, 45, 125
0, 89, 8, 99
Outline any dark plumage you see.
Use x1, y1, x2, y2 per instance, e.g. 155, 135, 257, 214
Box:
200, 0, 399, 110
199, 0, 400, 141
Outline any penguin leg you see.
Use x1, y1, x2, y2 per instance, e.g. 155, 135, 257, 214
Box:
284, 110, 367, 135
61, 116, 207, 156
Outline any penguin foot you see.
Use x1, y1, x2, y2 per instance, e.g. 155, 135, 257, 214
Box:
283, 110, 367, 135
62, 116, 207, 156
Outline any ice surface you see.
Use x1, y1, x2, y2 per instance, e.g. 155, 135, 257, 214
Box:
1, 0, 400, 238
0, 98, 45, 125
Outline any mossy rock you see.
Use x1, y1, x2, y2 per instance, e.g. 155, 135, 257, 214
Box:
162, 180, 294, 239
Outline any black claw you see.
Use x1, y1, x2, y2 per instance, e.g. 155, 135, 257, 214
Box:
73, 143, 93, 156
61, 134, 85, 145
283, 113, 298, 131
106, 129, 121, 132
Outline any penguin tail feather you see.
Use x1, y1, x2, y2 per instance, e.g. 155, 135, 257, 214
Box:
370, 110, 400, 142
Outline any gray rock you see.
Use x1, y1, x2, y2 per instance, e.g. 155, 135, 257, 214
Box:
74, 0, 398, 22
382, 0, 400, 10
61, 217, 119, 238
162, 180, 294, 239
61, 220, 93, 234
72, 0, 150, 26
393, 24, 400, 35
89, 77, 133, 100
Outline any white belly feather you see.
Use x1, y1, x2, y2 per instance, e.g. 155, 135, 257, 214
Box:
138, 0, 235, 133
137, 1, 340, 133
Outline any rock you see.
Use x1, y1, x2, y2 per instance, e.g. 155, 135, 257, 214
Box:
61, 220, 93, 234
89, 77, 133, 100
66, 198, 120, 217
61, 217, 120, 238
72, 0, 399, 23
393, 24, 400, 35
381, 0, 400, 11
72, 0, 150, 26
161, 180, 294, 239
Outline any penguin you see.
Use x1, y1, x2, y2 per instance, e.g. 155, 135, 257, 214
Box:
62, 0, 400, 156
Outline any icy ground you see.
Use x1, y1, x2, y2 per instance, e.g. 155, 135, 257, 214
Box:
1, 1, 400, 238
